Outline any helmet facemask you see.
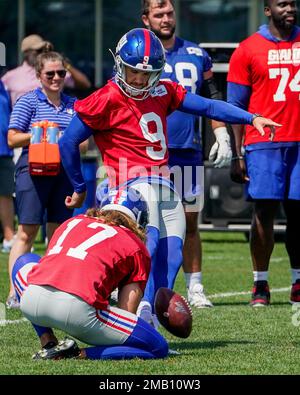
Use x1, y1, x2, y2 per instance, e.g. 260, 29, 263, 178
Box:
115, 56, 163, 100
111, 28, 165, 100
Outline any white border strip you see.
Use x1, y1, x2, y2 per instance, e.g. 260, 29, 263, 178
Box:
209, 287, 290, 299
0, 317, 28, 326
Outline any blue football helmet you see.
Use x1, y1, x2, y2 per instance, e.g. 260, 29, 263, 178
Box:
95, 178, 109, 207
100, 186, 149, 229
113, 28, 165, 100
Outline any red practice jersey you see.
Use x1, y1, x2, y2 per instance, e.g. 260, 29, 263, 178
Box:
227, 30, 300, 145
28, 215, 150, 310
74, 80, 186, 187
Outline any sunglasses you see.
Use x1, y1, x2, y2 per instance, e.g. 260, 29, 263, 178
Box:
44, 69, 67, 79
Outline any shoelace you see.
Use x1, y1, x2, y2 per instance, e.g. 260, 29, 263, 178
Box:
188, 287, 212, 307
180, 295, 193, 317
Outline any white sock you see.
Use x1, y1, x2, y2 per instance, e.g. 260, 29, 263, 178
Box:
253, 271, 269, 282
185, 272, 202, 289
291, 269, 300, 284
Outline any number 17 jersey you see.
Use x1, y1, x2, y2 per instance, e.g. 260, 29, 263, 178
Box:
27, 215, 151, 310
227, 25, 300, 145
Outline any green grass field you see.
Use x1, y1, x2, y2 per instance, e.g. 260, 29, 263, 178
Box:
0, 231, 299, 375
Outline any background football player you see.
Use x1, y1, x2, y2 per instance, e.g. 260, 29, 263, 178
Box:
142, 0, 231, 308
58, 28, 280, 326
227, 0, 300, 306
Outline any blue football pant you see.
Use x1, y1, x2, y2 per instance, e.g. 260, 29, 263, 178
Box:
130, 182, 185, 310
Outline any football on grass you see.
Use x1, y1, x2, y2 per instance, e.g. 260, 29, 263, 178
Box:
154, 287, 193, 338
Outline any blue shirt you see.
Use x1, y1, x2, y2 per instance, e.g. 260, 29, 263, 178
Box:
9, 88, 76, 168
0, 80, 13, 157
161, 37, 212, 150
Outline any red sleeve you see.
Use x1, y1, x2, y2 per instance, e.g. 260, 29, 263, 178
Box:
74, 86, 111, 130
163, 81, 187, 114
227, 44, 252, 86
120, 249, 151, 292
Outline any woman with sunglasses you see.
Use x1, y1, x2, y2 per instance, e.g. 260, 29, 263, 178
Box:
6, 51, 77, 309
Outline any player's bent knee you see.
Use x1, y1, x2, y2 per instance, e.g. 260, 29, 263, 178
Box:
125, 317, 169, 358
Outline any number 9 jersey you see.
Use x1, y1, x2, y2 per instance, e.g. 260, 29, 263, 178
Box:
74, 80, 186, 188
227, 25, 300, 145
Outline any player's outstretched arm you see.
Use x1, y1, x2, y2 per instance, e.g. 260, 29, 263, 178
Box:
179, 92, 281, 136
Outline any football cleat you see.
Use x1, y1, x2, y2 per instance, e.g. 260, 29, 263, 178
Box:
5, 295, 20, 310
290, 279, 300, 304
32, 338, 80, 360
250, 281, 270, 307
136, 301, 160, 330
187, 284, 213, 308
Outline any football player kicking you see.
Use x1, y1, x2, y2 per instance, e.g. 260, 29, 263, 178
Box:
12, 188, 169, 360
58, 28, 281, 326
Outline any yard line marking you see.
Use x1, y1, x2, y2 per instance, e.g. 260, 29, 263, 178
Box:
270, 258, 286, 262
0, 317, 28, 326
205, 256, 286, 263
208, 287, 290, 299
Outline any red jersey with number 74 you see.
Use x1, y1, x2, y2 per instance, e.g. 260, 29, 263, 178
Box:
27, 215, 150, 310
227, 29, 300, 145
74, 80, 186, 188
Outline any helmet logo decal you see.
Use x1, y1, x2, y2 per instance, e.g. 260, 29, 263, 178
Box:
143, 55, 149, 65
